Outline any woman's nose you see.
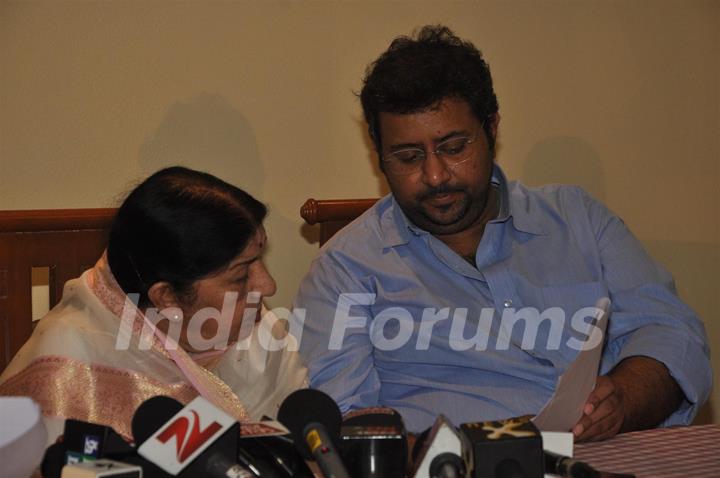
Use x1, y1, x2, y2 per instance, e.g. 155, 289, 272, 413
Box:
251, 261, 277, 298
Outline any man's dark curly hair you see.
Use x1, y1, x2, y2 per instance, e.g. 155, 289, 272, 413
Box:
360, 25, 499, 155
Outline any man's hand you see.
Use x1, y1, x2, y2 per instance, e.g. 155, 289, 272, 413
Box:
573, 356, 683, 442
572, 375, 624, 441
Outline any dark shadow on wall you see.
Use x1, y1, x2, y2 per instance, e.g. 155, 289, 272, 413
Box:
138, 93, 264, 198
520, 136, 606, 202
137, 93, 308, 308
299, 116, 389, 247
694, 403, 714, 425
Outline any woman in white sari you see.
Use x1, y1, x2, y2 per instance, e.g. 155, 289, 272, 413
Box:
0, 167, 307, 441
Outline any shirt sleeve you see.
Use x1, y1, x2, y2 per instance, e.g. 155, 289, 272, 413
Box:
291, 251, 381, 413
581, 189, 712, 425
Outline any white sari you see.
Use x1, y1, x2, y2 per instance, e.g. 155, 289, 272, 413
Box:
0, 255, 308, 441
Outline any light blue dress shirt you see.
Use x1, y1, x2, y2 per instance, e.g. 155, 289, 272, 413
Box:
292, 166, 711, 432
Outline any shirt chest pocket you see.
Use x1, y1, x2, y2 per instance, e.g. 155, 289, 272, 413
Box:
512, 275, 607, 315
506, 275, 609, 369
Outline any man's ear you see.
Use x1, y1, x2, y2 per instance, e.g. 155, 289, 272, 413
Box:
147, 281, 181, 310
488, 112, 500, 141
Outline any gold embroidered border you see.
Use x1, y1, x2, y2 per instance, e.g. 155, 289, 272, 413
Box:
0, 356, 198, 440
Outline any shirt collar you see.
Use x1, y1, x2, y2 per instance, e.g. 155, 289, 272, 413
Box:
379, 195, 414, 248
379, 164, 546, 248
491, 165, 547, 235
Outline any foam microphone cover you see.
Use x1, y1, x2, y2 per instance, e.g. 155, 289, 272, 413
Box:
131, 396, 184, 445
340, 407, 407, 478
41, 442, 68, 478
276, 389, 342, 460
129, 396, 186, 478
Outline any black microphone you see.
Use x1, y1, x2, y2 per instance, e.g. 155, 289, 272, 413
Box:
130, 395, 184, 445
40, 420, 140, 478
544, 451, 639, 478
430, 452, 466, 478
277, 389, 351, 478
135, 396, 310, 478
339, 407, 408, 478
133, 395, 256, 478
545, 451, 599, 478
411, 415, 471, 478
63, 419, 136, 460
461, 416, 544, 478
237, 434, 314, 477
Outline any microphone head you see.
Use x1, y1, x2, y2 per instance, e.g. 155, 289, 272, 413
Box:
340, 407, 408, 478
411, 415, 472, 478
342, 407, 404, 428
461, 416, 543, 478
430, 452, 466, 478
40, 442, 67, 478
277, 389, 342, 459
131, 396, 184, 446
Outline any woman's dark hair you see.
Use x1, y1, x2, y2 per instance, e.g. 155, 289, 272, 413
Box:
107, 166, 266, 305
360, 25, 499, 155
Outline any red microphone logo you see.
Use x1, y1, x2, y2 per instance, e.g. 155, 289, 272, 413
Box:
156, 410, 223, 462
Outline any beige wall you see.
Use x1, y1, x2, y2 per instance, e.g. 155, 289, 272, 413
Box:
1, 1, 718, 422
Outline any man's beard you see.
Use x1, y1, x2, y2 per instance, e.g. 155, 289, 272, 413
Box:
405, 184, 489, 235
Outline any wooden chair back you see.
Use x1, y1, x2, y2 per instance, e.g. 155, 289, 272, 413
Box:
0, 200, 377, 369
0, 208, 116, 370
300, 198, 379, 246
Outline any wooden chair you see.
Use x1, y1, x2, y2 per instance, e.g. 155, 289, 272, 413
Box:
0, 208, 116, 371
0, 199, 374, 370
300, 198, 379, 246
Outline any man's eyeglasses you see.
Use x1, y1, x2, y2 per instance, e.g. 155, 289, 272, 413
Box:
381, 132, 480, 176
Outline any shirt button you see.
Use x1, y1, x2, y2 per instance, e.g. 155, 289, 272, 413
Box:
503, 299, 513, 308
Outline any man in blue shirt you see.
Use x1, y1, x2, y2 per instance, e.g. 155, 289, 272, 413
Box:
292, 25, 711, 440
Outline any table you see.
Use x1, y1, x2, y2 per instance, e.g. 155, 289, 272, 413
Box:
574, 424, 720, 478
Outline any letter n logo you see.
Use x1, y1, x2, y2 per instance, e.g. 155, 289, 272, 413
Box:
156, 410, 223, 463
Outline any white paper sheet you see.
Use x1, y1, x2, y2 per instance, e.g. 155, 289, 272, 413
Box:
532, 298, 610, 432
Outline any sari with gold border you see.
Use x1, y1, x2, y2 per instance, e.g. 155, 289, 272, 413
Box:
0, 256, 308, 441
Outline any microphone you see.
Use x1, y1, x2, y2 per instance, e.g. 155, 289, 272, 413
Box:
236, 434, 314, 477
40, 419, 139, 478
544, 451, 639, 478
411, 415, 471, 478
544, 451, 599, 478
133, 395, 308, 478
339, 407, 407, 478
130, 395, 183, 445
277, 389, 351, 478
134, 395, 255, 477
63, 419, 136, 461
42, 442, 69, 478
460, 416, 543, 478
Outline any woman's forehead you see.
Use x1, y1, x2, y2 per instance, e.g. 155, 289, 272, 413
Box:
232, 228, 266, 264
